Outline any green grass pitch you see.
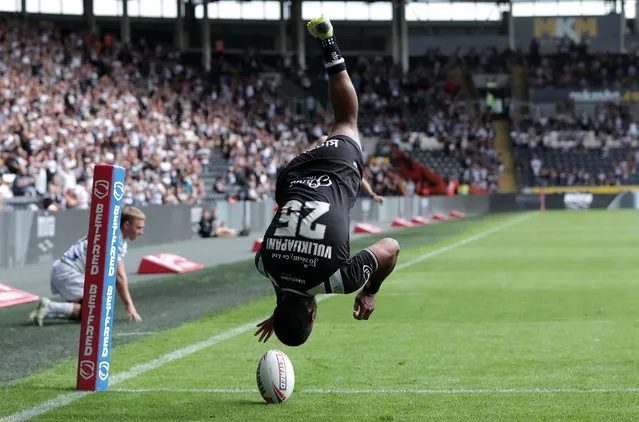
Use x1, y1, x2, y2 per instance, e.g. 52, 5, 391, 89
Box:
2, 210, 639, 421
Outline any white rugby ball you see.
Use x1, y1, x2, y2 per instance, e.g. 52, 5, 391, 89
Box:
256, 349, 295, 404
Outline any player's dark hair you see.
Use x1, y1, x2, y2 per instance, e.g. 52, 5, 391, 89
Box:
273, 300, 313, 347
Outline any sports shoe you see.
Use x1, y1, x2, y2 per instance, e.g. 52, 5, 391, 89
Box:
28, 297, 50, 327
307, 15, 334, 40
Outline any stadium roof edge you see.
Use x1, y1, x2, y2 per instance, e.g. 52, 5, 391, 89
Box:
190, 0, 513, 5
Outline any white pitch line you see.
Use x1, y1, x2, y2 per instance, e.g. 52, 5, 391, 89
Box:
392, 212, 536, 272
1, 212, 536, 422
114, 332, 157, 337
111, 386, 639, 395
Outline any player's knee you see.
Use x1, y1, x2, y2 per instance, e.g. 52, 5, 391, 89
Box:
370, 238, 399, 270
380, 237, 400, 258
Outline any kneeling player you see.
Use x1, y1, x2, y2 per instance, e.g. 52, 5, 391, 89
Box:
253, 16, 400, 347
29, 207, 146, 326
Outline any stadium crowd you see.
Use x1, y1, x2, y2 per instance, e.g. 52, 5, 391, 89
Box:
1, 18, 511, 211
0, 19, 399, 210
512, 102, 639, 187
464, 38, 636, 88
459, 38, 639, 188
281, 49, 503, 192
0, 18, 211, 210
526, 38, 639, 88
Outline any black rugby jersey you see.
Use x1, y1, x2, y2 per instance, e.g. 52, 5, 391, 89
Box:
258, 135, 364, 291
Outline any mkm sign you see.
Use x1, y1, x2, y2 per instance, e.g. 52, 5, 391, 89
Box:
514, 14, 621, 52
533, 17, 597, 43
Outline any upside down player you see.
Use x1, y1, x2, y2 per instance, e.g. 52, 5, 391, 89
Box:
28, 206, 145, 326
253, 16, 401, 347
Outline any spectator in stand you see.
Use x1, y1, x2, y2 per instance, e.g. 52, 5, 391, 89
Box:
512, 102, 638, 187
0, 17, 464, 206
364, 157, 405, 197
525, 38, 639, 88
0, 18, 209, 209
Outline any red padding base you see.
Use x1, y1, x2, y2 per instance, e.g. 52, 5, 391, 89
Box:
353, 223, 385, 234
392, 218, 416, 228
410, 216, 432, 225
137, 253, 205, 274
252, 239, 263, 253
449, 210, 467, 219
432, 213, 450, 221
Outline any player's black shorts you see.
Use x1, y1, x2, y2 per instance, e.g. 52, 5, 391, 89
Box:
255, 247, 379, 296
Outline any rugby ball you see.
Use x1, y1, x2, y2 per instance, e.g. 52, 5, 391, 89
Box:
256, 349, 295, 404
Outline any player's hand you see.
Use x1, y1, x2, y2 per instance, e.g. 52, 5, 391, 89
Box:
353, 291, 376, 320
372, 195, 384, 205
255, 315, 275, 343
126, 304, 142, 323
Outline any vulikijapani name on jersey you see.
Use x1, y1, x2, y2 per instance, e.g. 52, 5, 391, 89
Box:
265, 238, 333, 259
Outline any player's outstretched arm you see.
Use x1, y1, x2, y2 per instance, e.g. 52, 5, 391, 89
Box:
361, 179, 384, 204
116, 261, 142, 322
307, 16, 360, 147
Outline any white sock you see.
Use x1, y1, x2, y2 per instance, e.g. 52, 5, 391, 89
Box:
45, 301, 74, 319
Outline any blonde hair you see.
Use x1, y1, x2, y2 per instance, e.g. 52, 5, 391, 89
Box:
121, 206, 146, 227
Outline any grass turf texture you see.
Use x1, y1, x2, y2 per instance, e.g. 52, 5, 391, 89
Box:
2, 210, 639, 421
0, 215, 477, 385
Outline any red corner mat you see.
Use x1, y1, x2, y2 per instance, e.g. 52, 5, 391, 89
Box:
137, 253, 205, 274
252, 239, 263, 253
410, 216, 432, 225
0, 283, 39, 308
432, 213, 450, 221
353, 223, 385, 234
450, 210, 467, 219
391, 218, 415, 228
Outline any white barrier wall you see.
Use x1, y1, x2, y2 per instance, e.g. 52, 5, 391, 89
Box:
0, 196, 490, 270
2, 192, 634, 270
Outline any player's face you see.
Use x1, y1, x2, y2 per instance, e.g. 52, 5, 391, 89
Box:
125, 218, 145, 241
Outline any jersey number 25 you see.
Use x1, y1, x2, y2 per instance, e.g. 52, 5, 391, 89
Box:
274, 200, 330, 241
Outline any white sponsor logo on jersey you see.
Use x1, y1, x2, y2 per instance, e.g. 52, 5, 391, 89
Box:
290, 174, 332, 190
280, 274, 306, 285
